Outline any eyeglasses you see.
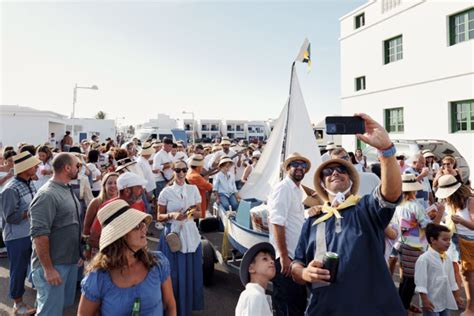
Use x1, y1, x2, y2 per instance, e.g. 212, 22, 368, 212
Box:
132, 221, 147, 231
174, 168, 188, 173
289, 161, 308, 169
321, 165, 348, 177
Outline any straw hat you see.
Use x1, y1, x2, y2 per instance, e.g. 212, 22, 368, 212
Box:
423, 151, 435, 158
212, 145, 222, 152
97, 199, 152, 252
218, 156, 234, 167
220, 139, 231, 146
326, 144, 337, 150
282, 152, 311, 173
189, 154, 205, 167
401, 174, 423, 192
435, 174, 462, 199
314, 158, 360, 202
13, 152, 41, 175
140, 142, 154, 156
90, 142, 101, 150
239, 242, 275, 286
252, 150, 261, 158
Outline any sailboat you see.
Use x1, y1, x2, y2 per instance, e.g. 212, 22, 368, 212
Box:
218, 46, 323, 254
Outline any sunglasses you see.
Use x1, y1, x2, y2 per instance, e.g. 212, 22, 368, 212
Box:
76, 163, 82, 169
289, 161, 308, 169
174, 168, 188, 173
132, 221, 147, 231
321, 165, 348, 177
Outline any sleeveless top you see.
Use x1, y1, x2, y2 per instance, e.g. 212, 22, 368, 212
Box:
454, 199, 474, 237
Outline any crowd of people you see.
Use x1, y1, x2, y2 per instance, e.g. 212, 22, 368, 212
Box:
0, 113, 472, 316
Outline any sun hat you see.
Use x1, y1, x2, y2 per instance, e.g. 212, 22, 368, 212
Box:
252, 150, 261, 158
116, 172, 147, 190
218, 156, 234, 167
189, 154, 205, 167
239, 242, 275, 286
282, 152, 311, 173
314, 158, 360, 202
140, 142, 155, 156
435, 174, 462, 199
90, 142, 101, 150
97, 199, 152, 252
326, 144, 337, 151
401, 174, 423, 192
212, 145, 222, 152
423, 151, 435, 158
13, 151, 41, 175
220, 139, 231, 146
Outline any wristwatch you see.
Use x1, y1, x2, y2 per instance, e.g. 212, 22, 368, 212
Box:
378, 143, 396, 158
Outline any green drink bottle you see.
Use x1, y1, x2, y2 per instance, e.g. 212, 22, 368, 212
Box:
131, 298, 140, 316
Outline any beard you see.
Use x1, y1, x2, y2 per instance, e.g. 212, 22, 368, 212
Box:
290, 169, 305, 182
68, 169, 79, 180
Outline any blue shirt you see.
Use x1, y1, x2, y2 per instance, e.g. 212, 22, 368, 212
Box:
293, 187, 405, 316
81, 251, 170, 316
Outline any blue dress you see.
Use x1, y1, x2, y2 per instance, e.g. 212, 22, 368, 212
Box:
293, 187, 405, 316
81, 251, 170, 316
159, 223, 204, 316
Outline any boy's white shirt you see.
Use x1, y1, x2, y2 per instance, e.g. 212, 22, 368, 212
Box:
235, 283, 272, 316
415, 247, 459, 312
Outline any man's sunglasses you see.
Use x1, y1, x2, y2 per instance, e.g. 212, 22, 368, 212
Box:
289, 161, 308, 169
174, 168, 188, 173
321, 165, 348, 177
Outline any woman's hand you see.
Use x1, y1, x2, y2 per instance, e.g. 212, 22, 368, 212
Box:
171, 212, 186, 221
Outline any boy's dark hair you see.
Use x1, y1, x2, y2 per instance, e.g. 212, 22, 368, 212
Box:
250, 249, 274, 265
425, 223, 451, 244
172, 143, 178, 149
163, 137, 173, 145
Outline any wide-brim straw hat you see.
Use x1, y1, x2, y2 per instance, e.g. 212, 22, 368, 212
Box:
220, 139, 231, 146
189, 154, 205, 167
314, 158, 360, 202
326, 144, 337, 150
402, 174, 423, 192
239, 242, 275, 286
219, 156, 234, 167
97, 200, 152, 252
140, 142, 154, 156
282, 152, 311, 174
13, 152, 41, 175
435, 174, 462, 199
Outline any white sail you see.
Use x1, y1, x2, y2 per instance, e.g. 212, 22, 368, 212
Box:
239, 67, 322, 201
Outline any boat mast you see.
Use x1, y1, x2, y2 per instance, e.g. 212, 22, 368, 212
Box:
280, 61, 296, 180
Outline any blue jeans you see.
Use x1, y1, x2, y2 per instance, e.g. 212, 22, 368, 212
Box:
155, 180, 167, 199
4, 237, 32, 299
423, 310, 450, 316
218, 193, 239, 211
31, 264, 79, 315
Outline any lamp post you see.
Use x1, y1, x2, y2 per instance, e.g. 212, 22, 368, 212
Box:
182, 110, 195, 145
71, 84, 99, 142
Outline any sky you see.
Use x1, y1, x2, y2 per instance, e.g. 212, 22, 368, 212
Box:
1, 0, 366, 127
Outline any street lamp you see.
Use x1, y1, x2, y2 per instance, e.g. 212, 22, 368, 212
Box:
71, 84, 99, 142
182, 110, 195, 145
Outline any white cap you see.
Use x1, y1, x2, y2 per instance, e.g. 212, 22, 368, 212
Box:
117, 172, 147, 190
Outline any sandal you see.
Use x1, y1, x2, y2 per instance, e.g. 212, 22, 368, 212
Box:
408, 304, 422, 313
166, 232, 181, 253
13, 302, 36, 315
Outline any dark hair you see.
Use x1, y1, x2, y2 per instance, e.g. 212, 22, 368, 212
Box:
163, 137, 173, 145
425, 223, 451, 244
3, 150, 17, 160
20, 145, 36, 156
195, 144, 204, 150
348, 152, 357, 164
66, 131, 71, 135
36, 145, 53, 161
69, 146, 82, 153
172, 143, 178, 149
371, 163, 381, 179
52, 153, 74, 172
114, 148, 129, 161
88, 150, 100, 163
3, 146, 14, 152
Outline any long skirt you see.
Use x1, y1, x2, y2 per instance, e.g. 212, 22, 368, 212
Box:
159, 225, 204, 316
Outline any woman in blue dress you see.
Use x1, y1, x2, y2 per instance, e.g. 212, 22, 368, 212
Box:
157, 160, 204, 316
78, 199, 176, 316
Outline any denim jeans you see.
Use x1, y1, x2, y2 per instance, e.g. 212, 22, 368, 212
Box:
31, 264, 78, 315
218, 193, 239, 211
155, 180, 168, 199
4, 237, 31, 299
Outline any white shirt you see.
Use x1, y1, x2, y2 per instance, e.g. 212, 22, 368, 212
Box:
358, 172, 380, 196
34, 161, 52, 190
415, 247, 458, 312
235, 283, 272, 316
136, 156, 157, 193
268, 176, 305, 259
152, 149, 173, 182
158, 182, 201, 212
213, 171, 237, 197
87, 163, 102, 191
170, 151, 187, 163
211, 149, 239, 174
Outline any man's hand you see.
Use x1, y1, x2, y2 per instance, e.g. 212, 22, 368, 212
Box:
455, 295, 465, 309
280, 255, 292, 277
354, 113, 392, 150
302, 260, 330, 284
421, 295, 434, 312
44, 267, 62, 286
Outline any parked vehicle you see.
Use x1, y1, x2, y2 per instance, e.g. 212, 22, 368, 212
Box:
362, 139, 470, 183
134, 128, 188, 145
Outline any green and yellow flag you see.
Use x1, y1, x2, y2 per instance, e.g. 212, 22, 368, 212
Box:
295, 38, 312, 70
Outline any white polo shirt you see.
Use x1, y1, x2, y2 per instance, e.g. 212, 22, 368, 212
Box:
268, 176, 305, 259
152, 149, 173, 182
136, 156, 157, 193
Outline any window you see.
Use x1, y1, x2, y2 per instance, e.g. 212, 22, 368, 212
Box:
450, 8, 474, 45
384, 35, 403, 64
385, 107, 404, 133
451, 100, 474, 132
355, 76, 366, 91
355, 13, 365, 29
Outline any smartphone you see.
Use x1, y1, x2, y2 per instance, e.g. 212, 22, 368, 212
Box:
325, 116, 366, 135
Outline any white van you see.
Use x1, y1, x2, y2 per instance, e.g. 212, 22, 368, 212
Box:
134, 128, 188, 145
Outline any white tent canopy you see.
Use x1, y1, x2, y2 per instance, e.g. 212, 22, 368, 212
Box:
239, 66, 322, 201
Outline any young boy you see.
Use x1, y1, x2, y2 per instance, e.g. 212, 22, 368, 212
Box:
235, 242, 276, 316
213, 156, 239, 211
415, 223, 463, 316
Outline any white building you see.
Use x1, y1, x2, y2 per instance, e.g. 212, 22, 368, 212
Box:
197, 119, 221, 140
182, 118, 196, 142
246, 120, 267, 141
141, 113, 178, 130
67, 118, 116, 144
222, 120, 246, 140
340, 0, 474, 170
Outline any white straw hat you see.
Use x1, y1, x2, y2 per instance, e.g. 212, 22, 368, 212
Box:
189, 154, 205, 167
13, 151, 41, 175
140, 142, 155, 156
97, 199, 152, 252
435, 174, 462, 199
402, 174, 423, 192
218, 156, 234, 167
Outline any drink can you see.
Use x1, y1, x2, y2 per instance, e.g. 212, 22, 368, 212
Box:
323, 252, 339, 283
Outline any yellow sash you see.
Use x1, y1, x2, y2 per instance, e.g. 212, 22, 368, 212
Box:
312, 194, 361, 226
445, 207, 456, 233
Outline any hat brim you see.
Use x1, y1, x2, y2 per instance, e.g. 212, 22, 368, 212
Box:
140, 147, 155, 156
14, 156, 41, 175
402, 182, 424, 192
100, 209, 152, 252
435, 183, 462, 199
314, 158, 360, 202
116, 161, 138, 173
239, 242, 275, 286
283, 156, 312, 174
219, 158, 234, 166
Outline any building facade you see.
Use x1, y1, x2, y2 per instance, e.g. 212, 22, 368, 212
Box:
340, 0, 474, 171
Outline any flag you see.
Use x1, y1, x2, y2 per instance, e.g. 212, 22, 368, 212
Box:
295, 38, 311, 70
